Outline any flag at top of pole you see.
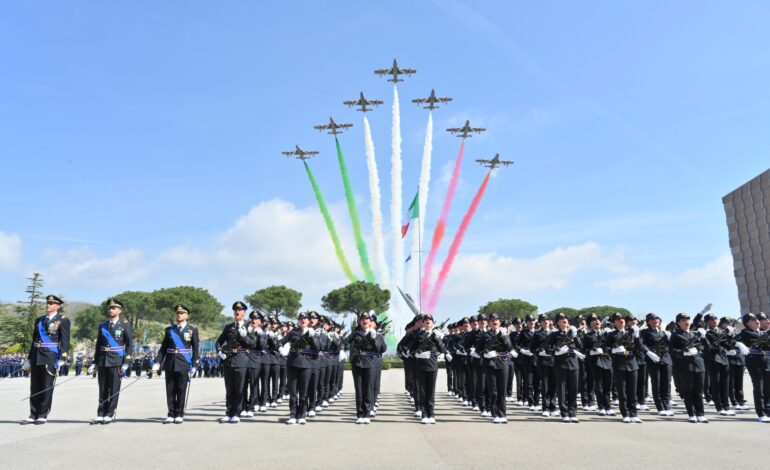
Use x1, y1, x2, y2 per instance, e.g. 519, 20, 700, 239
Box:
401, 190, 419, 238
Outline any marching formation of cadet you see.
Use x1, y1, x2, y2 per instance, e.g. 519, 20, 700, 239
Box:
12, 293, 770, 426
439, 310, 770, 424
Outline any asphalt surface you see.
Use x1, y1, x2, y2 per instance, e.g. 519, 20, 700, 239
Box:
0, 370, 765, 469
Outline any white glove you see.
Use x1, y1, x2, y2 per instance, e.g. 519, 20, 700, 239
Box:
520, 348, 533, 357
727, 326, 735, 335
591, 348, 604, 355
416, 351, 432, 359
303, 327, 314, 337
445, 353, 453, 362
431, 329, 443, 340
238, 327, 248, 337
574, 351, 586, 360
499, 327, 508, 335
612, 346, 627, 354
602, 327, 612, 334
631, 325, 640, 338
256, 328, 264, 335
190, 367, 197, 376
684, 347, 698, 356
121, 364, 129, 372
87, 364, 95, 374
338, 350, 347, 361
735, 342, 750, 355
21, 360, 31, 371
697, 328, 706, 337
726, 349, 737, 356
554, 346, 569, 356
279, 343, 291, 356
483, 351, 498, 359
368, 329, 377, 338
218, 352, 227, 360
510, 350, 518, 358
664, 330, 671, 339
267, 329, 275, 337
538, 351, 549, 357
247, 326, 255, 334
569, 326, 577, 336
57, 359, 65, 368
646, 351, 660, 363
471, 350, 481, 359
151, 363, 160, 372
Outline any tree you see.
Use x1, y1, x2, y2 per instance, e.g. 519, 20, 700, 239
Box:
0, 305, 28, 348
21, 272, 44, 350
541, 307, 579, 320
151, 286, 225, 327
478, 298, 538, 323
321, 282, 390, 319
73, 306, 106, 343
245, 285, 303, 319
577, 306, 631, 319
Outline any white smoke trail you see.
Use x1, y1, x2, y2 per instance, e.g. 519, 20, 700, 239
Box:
363, 115, 390, 286
389, 86, 407, 323
406, 112, 433, 309
390, 86, 404, 291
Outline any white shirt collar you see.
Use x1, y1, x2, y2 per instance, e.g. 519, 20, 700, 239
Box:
177, 321, 187, 329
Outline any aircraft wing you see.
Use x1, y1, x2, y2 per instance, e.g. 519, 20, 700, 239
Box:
313, 124, 329, 131
500, 160, 514, 166
411, 98, 428, 103
281, 151, 295, 156
373, 68, 391, 76
338, 123, 353, 129
446, 127, 462, 133
342, 100, 358, 107
368, 99, 383, 106
438, 97, 452, 103
401, 68, 416, 75
476, 159, 492, 164
471, 127, 486, 133
306, 151, 319, 155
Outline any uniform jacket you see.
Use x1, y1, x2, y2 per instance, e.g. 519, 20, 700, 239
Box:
546, 329, 583, 371
348, 327, 386, 369
480, 329, 513, 370
28, 313, 71, 366
668, 329, 708, 373
216, 322, 255, 369
640, 328, 673, 366
603, 328, 641, 372
94, 317, 133, 368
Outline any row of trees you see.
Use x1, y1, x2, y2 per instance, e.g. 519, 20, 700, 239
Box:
477, 299, 631, 323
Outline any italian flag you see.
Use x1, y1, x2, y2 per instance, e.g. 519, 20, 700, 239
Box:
401, 190, 419, 238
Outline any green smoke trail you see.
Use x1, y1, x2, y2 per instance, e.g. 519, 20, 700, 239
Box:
335, 138, 376, 282
303, 161, 357, 282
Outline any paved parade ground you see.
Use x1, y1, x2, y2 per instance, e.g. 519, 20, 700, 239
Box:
0, 370, 765, 469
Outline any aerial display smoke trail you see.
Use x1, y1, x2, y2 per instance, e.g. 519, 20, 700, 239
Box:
406, 112, 434, 301
390, 86, 404, 290
303, 161, 357, 282
421, 139, 464, 299
425, 169, 492, 312
363, 116, 390, 286
335, 138, 375, 282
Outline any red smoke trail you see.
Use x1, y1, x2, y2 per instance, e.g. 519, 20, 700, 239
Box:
421, 140, 464, 300
425, 169, 492, 313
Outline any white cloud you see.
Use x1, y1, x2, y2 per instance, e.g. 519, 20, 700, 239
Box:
433, 242, 627, 312
211, 198, 352, 290
0, 231, 22, 271
599, 253, 735, 291
158, 245, 206, 268
38, 247, 152, 287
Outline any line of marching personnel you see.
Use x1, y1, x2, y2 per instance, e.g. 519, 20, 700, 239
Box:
438, 310, 770, 424
16, 296, 388, 426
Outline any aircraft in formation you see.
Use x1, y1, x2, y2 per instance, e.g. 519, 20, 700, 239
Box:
313, 117, 353, 136
476, 154, 513, 169
343, 92, 383, 113
411, 89, 452, 110
446, 120, 486, 139
281, 145, 319, 160
374, 58, 416, 83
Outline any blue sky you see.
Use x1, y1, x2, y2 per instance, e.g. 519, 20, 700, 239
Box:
1, 2, 769, 324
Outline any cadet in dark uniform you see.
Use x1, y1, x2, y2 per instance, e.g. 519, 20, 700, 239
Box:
349, 311, 387, 424
532, 314, 557, 417
547, 313, 584, 423
154, 304, 200, 424
734, 312, 770, 422
669, 312, 709, 423
90, 298, 133, 424
704, 314, 735, 416
215, 301, 255, 423
639, 313, 673, 416
20, 294, 71, 425
604, 312, 642, 423
509, 318, 525, 406
480, 314, 513, 423
583, 313, 613, 416
724, 317, 748, 410
282, 311, 319, 425
515, 314, 538, 411
241, 312, 267, 418
407, 313, 444, 424
75, 352, 84, 376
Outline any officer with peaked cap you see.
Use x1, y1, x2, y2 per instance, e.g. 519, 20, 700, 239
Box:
670, 312, 709, 423
350, 311, 386, 424
281, 311, 321, 425
20, 294, 71, 425
90, 298, 133, 424
734, 313, 770, 422
639, 313, 673, 416
153, 303, 200, 424
215, 301, 255, 424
